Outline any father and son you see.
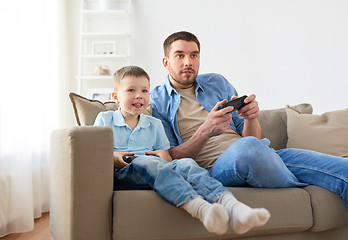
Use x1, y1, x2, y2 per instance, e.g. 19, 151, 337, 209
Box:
94, 31, 348, 235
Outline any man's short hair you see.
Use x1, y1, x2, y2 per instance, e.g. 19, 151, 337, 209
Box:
113, 66, 150, 91
163, 31, 200, 57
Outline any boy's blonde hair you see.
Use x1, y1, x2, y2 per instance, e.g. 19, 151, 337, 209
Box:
113, 66, 150, 91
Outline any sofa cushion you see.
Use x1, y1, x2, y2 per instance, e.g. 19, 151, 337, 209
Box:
113, 188, 313, 239
69, 92, 152, 126
304, 185, 348, 232
286, 106, 348, 157
257, 104, 313, 150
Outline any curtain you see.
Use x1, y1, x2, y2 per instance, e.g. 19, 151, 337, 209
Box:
0, 0, 59, 236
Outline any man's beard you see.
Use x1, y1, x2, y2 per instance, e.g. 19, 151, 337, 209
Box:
169, 67, 197, 88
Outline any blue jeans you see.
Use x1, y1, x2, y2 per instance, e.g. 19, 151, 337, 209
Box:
114, 156, 230, 207
209, 136, 348, 208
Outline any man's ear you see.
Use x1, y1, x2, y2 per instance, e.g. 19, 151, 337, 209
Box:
112, 92, 120, 103
162, 57, 169, 70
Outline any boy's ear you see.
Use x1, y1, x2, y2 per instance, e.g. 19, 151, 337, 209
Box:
112, 92, 120, 103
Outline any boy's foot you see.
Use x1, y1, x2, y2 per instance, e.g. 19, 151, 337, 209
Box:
186, 197, 229, 235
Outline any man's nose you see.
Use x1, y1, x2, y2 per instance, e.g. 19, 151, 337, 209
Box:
184, 56, 192, 66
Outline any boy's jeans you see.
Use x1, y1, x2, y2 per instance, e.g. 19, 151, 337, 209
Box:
114, 156, 229, 207
209, 136, 348, 208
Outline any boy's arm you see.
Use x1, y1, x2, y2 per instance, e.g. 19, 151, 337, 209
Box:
94, 112, 134, 169
113, 151, 134, 169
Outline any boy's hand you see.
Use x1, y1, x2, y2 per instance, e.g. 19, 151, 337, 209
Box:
114, 151, 134, 170
146, 150, 172, 162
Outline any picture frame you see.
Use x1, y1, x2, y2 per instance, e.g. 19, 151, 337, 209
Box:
92, 41, 116, 55
87, 88, 114, 102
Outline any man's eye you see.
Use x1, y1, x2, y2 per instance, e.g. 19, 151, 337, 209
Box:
191, 54, 198, 58
177, 54, 184, 58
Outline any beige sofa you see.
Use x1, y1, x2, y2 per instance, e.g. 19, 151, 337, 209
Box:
49, 93, 348, 240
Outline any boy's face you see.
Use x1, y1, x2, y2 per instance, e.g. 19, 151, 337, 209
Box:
163, 40, 200, 89
112, 75, 150, 119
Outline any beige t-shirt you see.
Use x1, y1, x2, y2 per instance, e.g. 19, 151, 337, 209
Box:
176, 86, 242, 168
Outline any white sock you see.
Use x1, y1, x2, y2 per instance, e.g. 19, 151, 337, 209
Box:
186, 197, 229, 235
218, 193, 271, 234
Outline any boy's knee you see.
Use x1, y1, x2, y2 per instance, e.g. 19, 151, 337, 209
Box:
172, 158, 200, 171
132, 155, 165, 168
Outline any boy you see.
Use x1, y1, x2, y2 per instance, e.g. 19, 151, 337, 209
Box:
94, 66, 270, 235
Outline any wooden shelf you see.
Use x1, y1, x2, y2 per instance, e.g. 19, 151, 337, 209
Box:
76, 75, 113, 80
77, 0, 131, 94
81, 54, 129, 59
80, 32, 129, 37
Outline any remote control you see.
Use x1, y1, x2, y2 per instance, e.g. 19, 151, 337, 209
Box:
217, 95, 249, 111
123, 155, 137, 163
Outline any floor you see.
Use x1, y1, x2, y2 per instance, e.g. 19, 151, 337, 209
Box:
0, 213, 53, 240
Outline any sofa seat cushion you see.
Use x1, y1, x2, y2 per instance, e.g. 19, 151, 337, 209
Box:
112, 188, 313, 240
304, 185, 348, 232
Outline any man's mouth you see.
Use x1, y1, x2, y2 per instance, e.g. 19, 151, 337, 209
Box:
181, 68, 194, 75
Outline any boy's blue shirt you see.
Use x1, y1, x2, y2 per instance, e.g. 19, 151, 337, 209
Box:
94, 110, 170, 155
150, 73, 245, 148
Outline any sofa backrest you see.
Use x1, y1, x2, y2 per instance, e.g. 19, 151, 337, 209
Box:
69, 92, 312, 150
69, 92, 152, 126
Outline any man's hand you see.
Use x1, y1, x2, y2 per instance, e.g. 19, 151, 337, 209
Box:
235, 94, 260, 119
233, 94, 261, 138
113, 151, 134, 170
200, 100, 234, 138
146, 150, 172, 162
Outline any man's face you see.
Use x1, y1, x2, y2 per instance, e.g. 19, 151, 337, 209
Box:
163, 40, 200, 89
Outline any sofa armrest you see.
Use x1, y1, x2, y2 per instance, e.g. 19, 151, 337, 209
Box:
50, 126, 114, 240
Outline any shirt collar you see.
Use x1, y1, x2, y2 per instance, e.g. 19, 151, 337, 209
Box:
164, 75, 177, 96
113, 110, 150, 129
195, 76, 204, 92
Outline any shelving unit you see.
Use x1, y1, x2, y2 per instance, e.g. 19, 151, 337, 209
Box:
77, 0, 131, 98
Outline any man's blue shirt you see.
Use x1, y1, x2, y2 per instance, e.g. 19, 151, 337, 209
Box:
150, 73, 245, 148
94, 110, 170, 154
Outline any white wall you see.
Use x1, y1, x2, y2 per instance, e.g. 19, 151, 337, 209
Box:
130, 0, 348, 114
64, 0, 348, 128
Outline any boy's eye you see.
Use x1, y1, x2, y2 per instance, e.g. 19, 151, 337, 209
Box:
142, 89, 148, 93
127, 89, 135, 92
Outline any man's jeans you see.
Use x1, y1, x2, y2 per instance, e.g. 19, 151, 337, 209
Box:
209, 136, 348, 208
114, 156, 229, 207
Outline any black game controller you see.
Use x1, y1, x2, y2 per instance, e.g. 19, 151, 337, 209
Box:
123, 155, 137, 163
217, 95, 249, 112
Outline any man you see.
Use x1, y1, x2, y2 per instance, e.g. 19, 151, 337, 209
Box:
150, 31, 348, 208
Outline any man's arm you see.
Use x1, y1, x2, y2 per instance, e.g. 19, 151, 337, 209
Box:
237, 94, 261, 139
169, 100, 234, 160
